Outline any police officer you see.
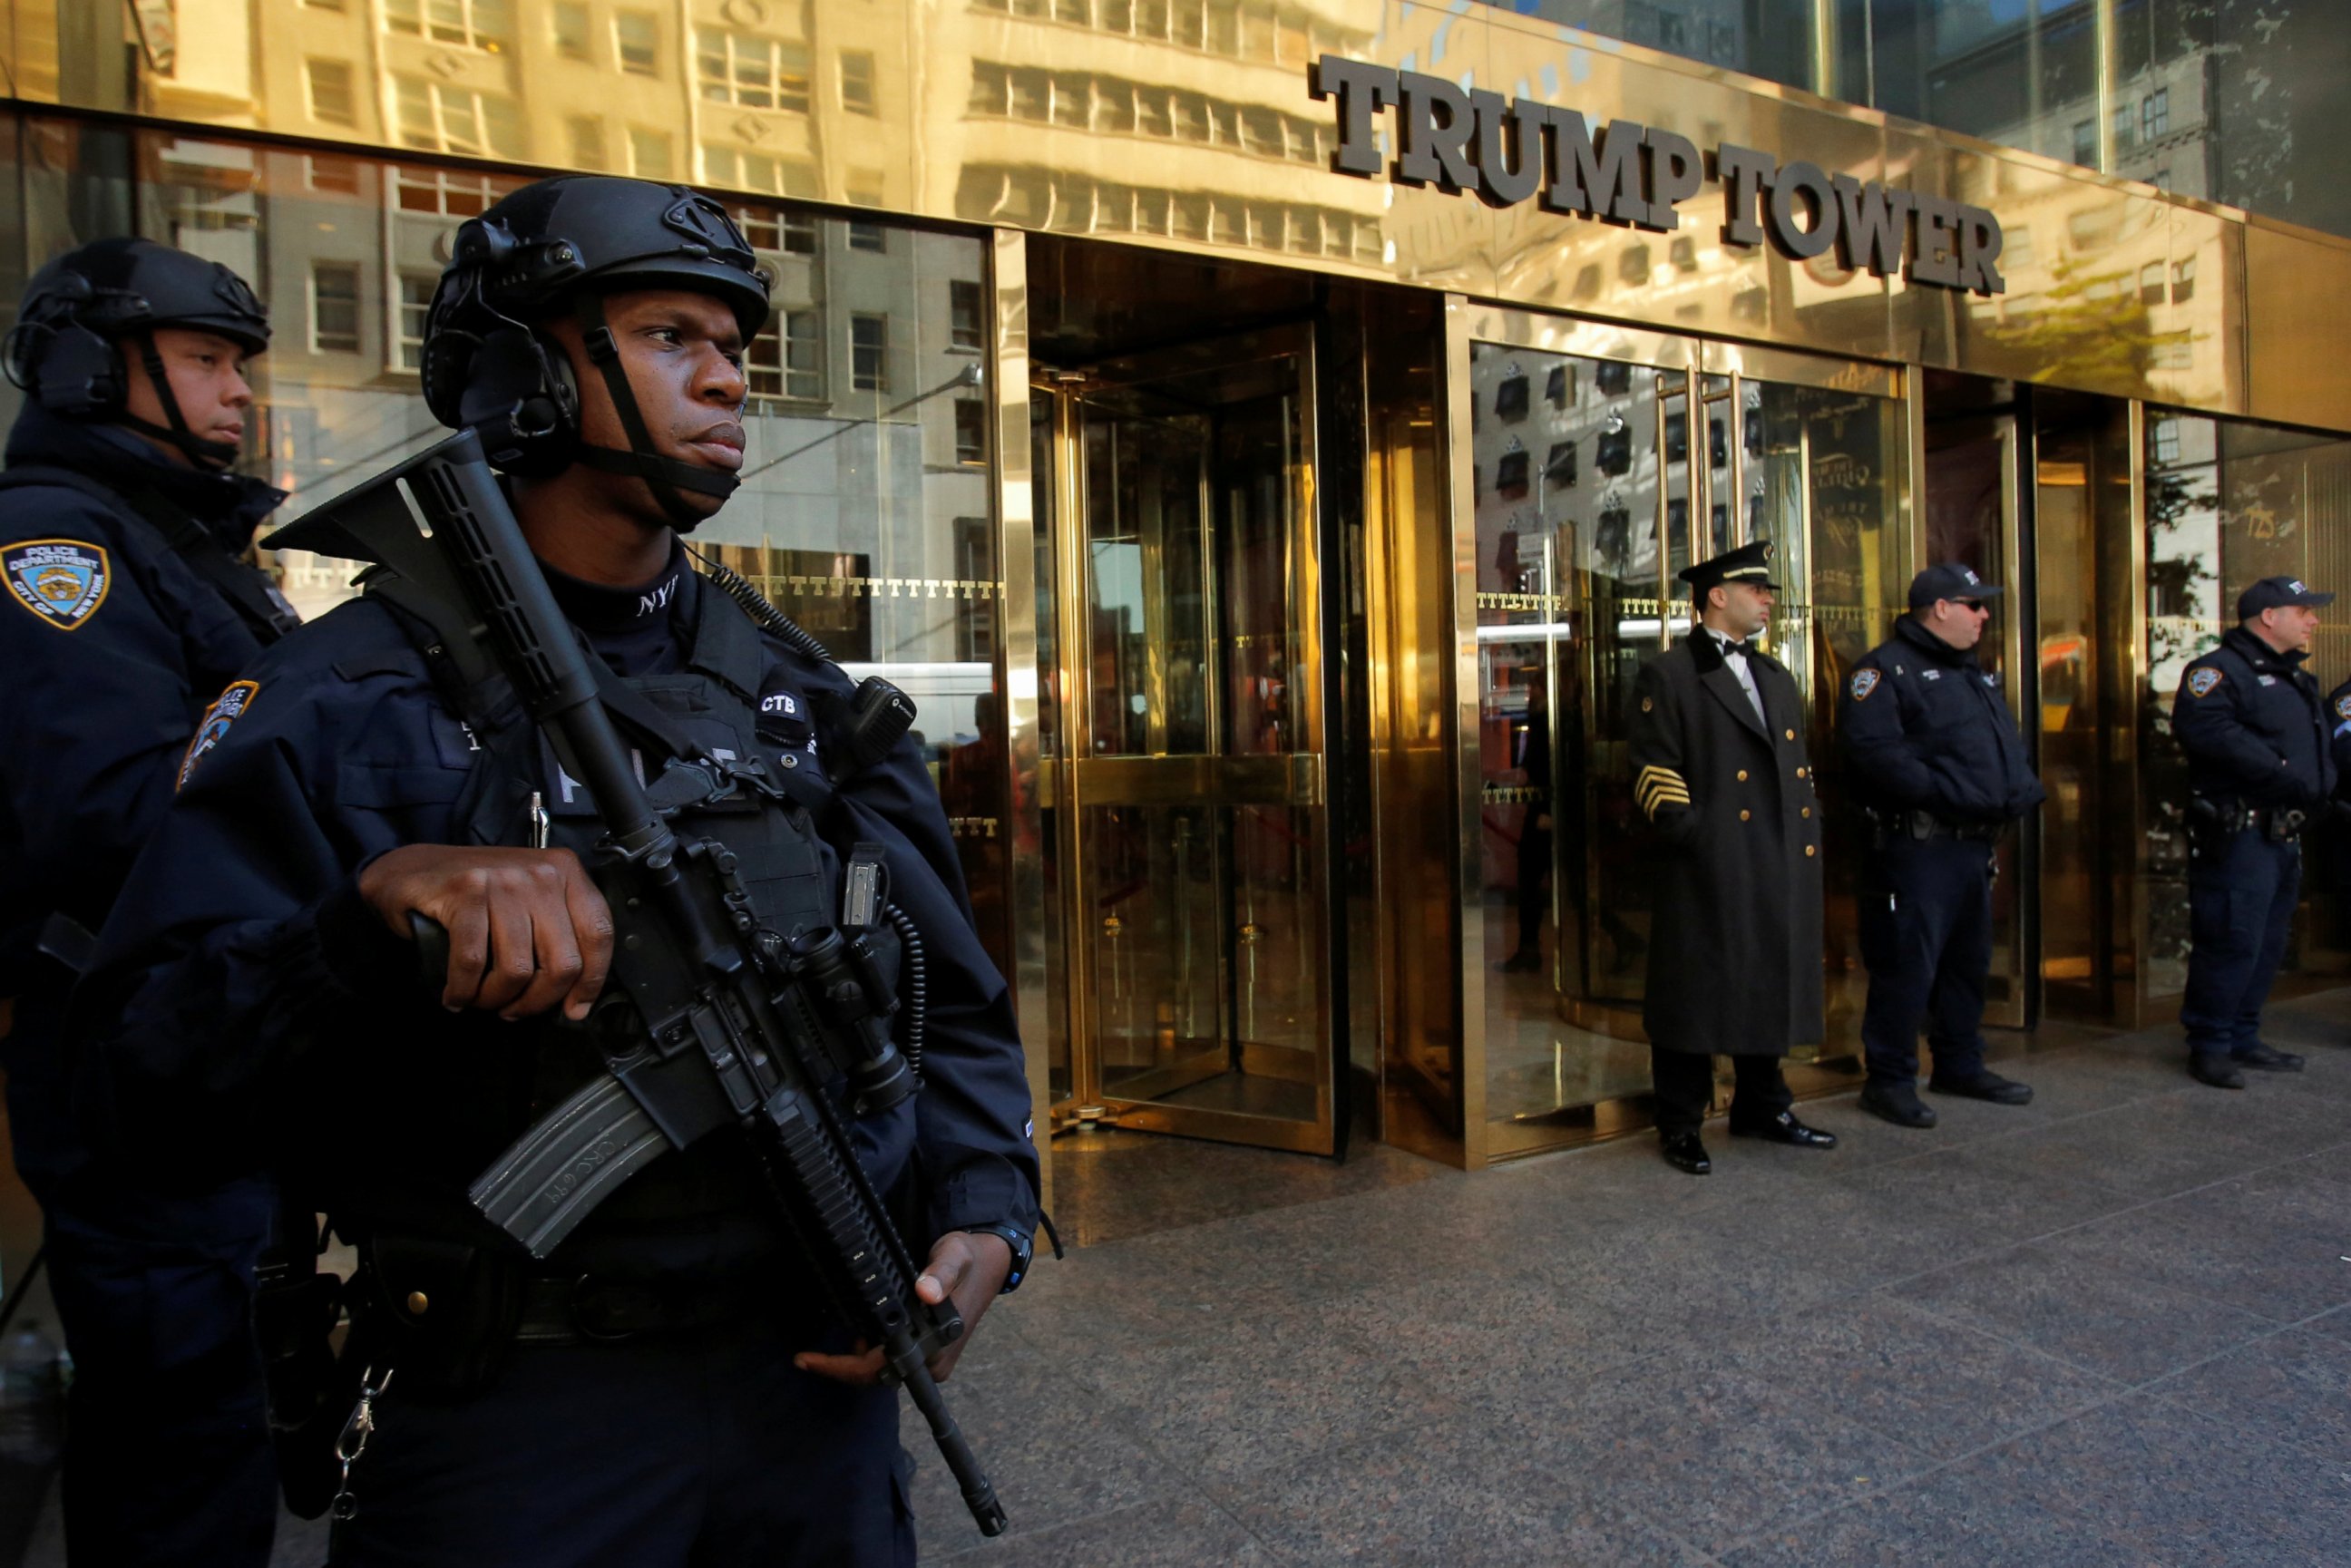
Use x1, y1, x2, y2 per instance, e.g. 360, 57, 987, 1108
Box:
2173, 576, 2336, 1088
73, 177, 1039, 1565
1840, 563, 2045, 1129
1630, 540, 1836, 1174
0, 239, 295, 1565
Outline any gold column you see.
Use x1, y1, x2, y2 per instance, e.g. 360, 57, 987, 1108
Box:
1441, 295, 1489, 1167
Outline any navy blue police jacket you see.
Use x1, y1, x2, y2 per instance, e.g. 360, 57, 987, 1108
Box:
73, 544, 1039, 1275
1838, 615, 2044, 823
2171, 626, 2334, 810
0, 402, 288, 1183
2326, 677, 2351, 792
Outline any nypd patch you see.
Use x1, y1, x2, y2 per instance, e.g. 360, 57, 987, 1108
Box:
179, 680, 259, 790
2335, 694, 2351, 721
4, 539, 110, 631
2187, 667, 2224, 698
1850, 668, 1881, 701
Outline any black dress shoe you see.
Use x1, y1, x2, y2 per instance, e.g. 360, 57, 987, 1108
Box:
2189, 1054, 2247, 1090
2239, 1044, 2305, 1073
1660, 1132, 1712, 1175
1858, 1080, 1937, 1129
1497, 950, 1542, 974
1929, 1069, 2034, 1105
1729, 1110, 1838, 1149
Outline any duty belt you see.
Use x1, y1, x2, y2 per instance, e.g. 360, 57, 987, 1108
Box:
1879, 809, 2001, 842
513, 1272, 765, 1346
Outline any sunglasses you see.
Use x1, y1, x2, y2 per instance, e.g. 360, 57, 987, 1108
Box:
1954, 599, 1991, 614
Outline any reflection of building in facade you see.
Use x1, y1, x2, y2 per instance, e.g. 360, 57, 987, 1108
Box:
4, 0, 2351, 1213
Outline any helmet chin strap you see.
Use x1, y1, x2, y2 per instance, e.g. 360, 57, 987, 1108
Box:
122, 332, 240, 471
573, 295, 740, 532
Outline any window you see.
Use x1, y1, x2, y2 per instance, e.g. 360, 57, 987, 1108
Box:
2071, 118, 2097, 167
614, 11, 658, 75
394, 78, 523, 158
385, 0, 510, 52
949, 280, 983, 351
552, 1, 590, 61
310, 263, 362, 355
2110, 103, 2134, 154
847, 222, 886, 254
784, 308, 823, 398
782, 212, 818, 254
2143, 87, 2171, 142
2152, 417, 2181, 464
2152, 169, 2172, 193
628, 127, 672, 179
1493, 374, 1529, 422
392, 165, 512, 216
732, 206, 780, 250
697, 30, 813, 113
567, 115, 606, 169
394, 274, 435, 370
307, 154, 362, 195
2152, 334, 2193, 371
2172, 257, 2197, 304
954, 398, 986, 464
851, 313, 888, 393
953, 517, 994, 661
2141, 261, 2166, 306
841, 51, 876, 115
703, 148, 817, 199
746, 317, 785, 397
1545, 364, 1569, 407
307, 59, 356, 127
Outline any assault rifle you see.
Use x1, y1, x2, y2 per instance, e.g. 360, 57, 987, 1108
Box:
268, 429, 1007, 1536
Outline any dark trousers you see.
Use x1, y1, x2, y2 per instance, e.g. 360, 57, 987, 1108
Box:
4, 1004, 278, 1568
2181, 828, 2302, 1059
1515, 822, 1551, 956
1858, 834, 1995, 1085
1650, 1047, 1792, 1136
329, 1316, 913, 1567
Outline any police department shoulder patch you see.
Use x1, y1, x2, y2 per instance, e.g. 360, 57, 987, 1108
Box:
4, 539, 110, 631
1850, 668, 1881, 701
2336, 693, 2351, 721
2187, 667, 2224, 698
179, 680, 259, 790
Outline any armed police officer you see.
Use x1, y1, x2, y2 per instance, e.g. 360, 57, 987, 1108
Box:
0, 239, 296, 1565
1839, 564, 2044, 1129
73, 177, 1039, 1566
2172, 576, 2336, 1089
1630, 541, 1835, 1175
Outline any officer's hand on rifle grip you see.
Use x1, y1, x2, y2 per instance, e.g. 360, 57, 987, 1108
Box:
357, 844, 615, 1021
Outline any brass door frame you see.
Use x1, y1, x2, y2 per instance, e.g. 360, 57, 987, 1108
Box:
1037, 324, 1340, 1155
1446, 296, 1911, 1167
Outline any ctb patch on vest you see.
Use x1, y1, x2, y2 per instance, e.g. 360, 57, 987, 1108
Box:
4, 539, 109, 631
2187, 667, 2224, 697
1849, 668, 1880, 701
180, 680, 259, 789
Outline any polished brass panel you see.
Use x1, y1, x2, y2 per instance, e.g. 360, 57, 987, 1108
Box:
1070, 754, 1323, 808
20, 1, 2346, 433
1441, 296, 1489, 1165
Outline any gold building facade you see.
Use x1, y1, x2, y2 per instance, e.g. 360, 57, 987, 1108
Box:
5, 0, 2351, 1205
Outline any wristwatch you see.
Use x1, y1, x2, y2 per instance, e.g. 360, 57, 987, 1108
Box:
964, 1223, 1035, 1293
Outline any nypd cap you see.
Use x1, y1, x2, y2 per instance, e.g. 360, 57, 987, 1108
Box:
1908, 561, 2003, 609
2238, 576, 2335, 618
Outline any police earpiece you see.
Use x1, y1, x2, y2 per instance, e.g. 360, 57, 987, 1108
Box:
452, 326, 580, 476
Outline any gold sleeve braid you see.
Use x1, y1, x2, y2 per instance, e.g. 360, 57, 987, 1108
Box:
1634, 765, 1689, 819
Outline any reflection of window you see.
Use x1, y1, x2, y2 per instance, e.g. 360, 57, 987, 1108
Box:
310, 262, 362, 355
950, 280, 984, 350
1545, 440, 1576, 489
392, 166, 512, 216
307, 154, 362, 194
394, 78, 522, 158
2142, 87, 2170, 141
847, 222, 886, 254
783, 212, 818, 254
629, 127, 671, 179
1664, 410, 1688, 463
1493, 374, 1529, 422
702, 147, 818, 198
1618, 243, 1650, 284
697, 30, 812, 113
2071, 119, 2096, 166
614, 11, 658, 75
2140, 261, 2166, 306
552, 1, 590, 60
1572, 263, 1602, 301
307, 59, 356, 126
2152, 417, 2181, 463
1495, 448, 1529, 499
385, 0, 510, 51
2110, 103, 2133, 153
2152, 334, 2193, 371
746, 316, 785, 396
2172, 257, 2196, 304
851, 312, 888, 392
954, 399, 987, 464
394, 274, 434, 370
1670, 235, 1698, 273
953, 517, 994, 661
2152, 169, 2171, 193
841, 51, 877, 114
784, 309, 823, 399
1545, 364, 1568, 407
2066, 209, 2118, 250
566, 116, 605, 169
733, 206, 779, 249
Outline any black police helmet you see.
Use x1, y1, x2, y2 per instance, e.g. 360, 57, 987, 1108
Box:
3, 237, 268, 468
419, 176, 769, 521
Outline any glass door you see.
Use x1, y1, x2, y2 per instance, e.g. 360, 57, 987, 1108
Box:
1456, 306, 1911, 1161
1037, 326, 1337, 1154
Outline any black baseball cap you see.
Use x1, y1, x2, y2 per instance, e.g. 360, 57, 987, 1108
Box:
2237, 576, 2335, 618
1908, 562, 2002, 609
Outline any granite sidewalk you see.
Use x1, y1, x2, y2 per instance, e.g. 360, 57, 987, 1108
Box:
916, 992, 2351, 1566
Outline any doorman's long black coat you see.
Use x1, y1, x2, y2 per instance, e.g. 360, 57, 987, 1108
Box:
1629, 631, 1826, 1055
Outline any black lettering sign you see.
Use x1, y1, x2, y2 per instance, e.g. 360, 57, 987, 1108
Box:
1311, 55, 2005, 297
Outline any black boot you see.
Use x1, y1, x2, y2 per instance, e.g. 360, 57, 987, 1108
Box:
1858, 1079, 1936, 1129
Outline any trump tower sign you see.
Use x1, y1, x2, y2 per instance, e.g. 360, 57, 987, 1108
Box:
1312, 55, 2006, 297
